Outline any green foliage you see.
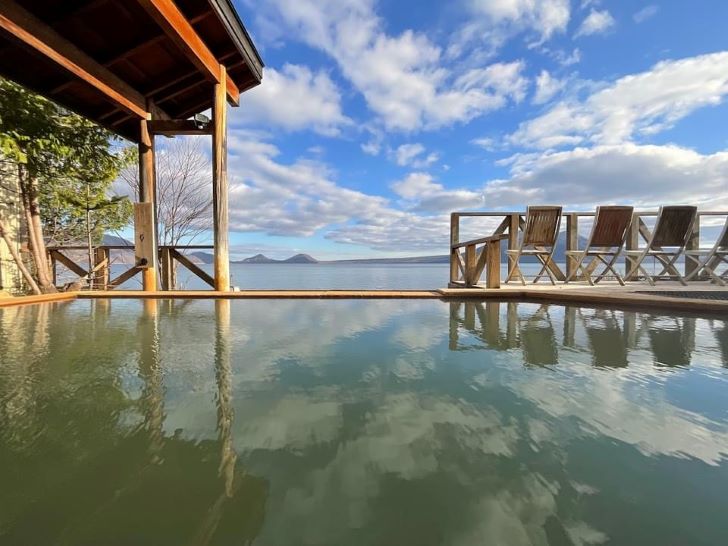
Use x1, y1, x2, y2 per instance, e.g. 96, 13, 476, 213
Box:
0, 78, 134, 244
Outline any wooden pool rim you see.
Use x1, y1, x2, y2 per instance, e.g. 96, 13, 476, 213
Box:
2, 287, 728, 314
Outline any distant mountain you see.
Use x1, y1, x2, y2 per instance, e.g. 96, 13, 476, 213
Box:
102, 234, 132, 246
228, 232, 589, 266
283, 253, 318, 264
188, 251, 213, 264
237, 254, 278, 263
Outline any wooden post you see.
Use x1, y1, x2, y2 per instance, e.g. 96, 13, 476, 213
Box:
160, 247, 173, 290
464, 243, 476, 286
508, 213, 520, 279
486, 239, 501, 289
565, 213, 578, 279
213, 64, 230, 291
685, 214, 700, 279
450, 213, 459, 284
94, 247, 110, 290
138, 118, 158, 291
625, 212, 640, 280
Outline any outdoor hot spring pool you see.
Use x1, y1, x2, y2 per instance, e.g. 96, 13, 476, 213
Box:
1, 298, 727, 545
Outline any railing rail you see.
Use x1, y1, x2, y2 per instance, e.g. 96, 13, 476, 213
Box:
450, 210, 727, 286
46, 244, 214, 291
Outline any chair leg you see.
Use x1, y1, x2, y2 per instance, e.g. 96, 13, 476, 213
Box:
654, 252, 687, 285
625, 249, 650, 283
565, 252, 586, 284
596, 253, 625, 286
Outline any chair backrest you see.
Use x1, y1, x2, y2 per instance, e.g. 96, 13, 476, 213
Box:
588, 206, 634, 248
522, 206, 562, 246
651, 206, 697, 248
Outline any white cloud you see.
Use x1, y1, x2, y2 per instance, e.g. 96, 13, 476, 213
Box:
253, 0, 528, 131
633, 5, 659, 24
236, 63, 351, 136
483, 143, 728, 211
469, 0, 571, 44
391, 172, 483, 212
574, 9, 616, 38
223, 132, 481, 251
392, 143, 439, 168
532, 70, 564, 104
471, 137, 498, 151
509, 52, 728, 149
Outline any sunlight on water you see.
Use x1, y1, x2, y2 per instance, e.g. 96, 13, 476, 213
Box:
1, 299, 727, 545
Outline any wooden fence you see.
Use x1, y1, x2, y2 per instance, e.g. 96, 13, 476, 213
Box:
450, 210, 727, 286
47, 245, 214, 290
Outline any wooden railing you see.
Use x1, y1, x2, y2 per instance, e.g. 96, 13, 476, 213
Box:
450, 210, 728, 286
47, 245, 214, 290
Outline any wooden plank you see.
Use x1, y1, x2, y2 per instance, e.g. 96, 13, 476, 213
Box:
171, 249, 215, 288
212, 64, 230, 291
148, 119, 212, 136
135, 0, 240, 105
0, 1, 150, 119
50, 250, 88, 278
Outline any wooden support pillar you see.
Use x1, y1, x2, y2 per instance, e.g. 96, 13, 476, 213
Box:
138, 118, 158, 291
160, 247, 174, 290
486, 239, 501, 289
625, 212, 640, 280
508, 213, 520, 279
212, 64, 230, 291
685, 214, 700, 278
94, 247, 110, 290
450, 213, 459, 283
565, 213, 578, 279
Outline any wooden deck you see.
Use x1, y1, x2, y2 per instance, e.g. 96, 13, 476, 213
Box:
1, 283, 727, 313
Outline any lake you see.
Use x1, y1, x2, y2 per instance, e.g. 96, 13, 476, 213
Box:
1, 298, 727, 544
109, 262, 565, 290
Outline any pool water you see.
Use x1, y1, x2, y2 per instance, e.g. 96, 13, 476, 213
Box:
1, 299, 727, 545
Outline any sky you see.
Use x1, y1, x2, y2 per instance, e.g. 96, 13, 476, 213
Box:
212, 0, 728, 260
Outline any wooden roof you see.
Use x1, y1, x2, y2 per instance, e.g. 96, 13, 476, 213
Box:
0, 0, 263, 142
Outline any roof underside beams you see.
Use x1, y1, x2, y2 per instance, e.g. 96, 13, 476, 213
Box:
0, 0, 263, 142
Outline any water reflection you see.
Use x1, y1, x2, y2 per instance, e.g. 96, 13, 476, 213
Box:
448, 301, 707, 369
0, 299, 727, 545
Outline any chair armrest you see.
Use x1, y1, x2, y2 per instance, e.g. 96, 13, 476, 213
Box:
451, 234, 507, 249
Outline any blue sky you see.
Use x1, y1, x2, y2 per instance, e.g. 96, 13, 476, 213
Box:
212, 0, 728, 259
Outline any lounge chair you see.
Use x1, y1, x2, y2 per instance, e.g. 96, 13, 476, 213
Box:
505, 206, 562, 285
624, 206, 697, 285
565, 206, 634, 286
684, 215, 728, 286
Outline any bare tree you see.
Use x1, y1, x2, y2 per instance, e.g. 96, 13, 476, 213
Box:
118, 137, 212, 247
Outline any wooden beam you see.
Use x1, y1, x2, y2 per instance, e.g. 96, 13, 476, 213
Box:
135, 0, 240, 105
138, 121, 158, 291
109, 266, 143, 289
171, 249, 214, 288
0, 0, 149, 119
149, 119, 212, 136
212, 64, 230, 291
49, 250, 88, 279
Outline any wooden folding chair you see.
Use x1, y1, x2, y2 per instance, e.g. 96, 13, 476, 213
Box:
684, 216, 728, 286
505, 206, 562, 285
624, 206, 697, 285
565, 206, 633, 286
